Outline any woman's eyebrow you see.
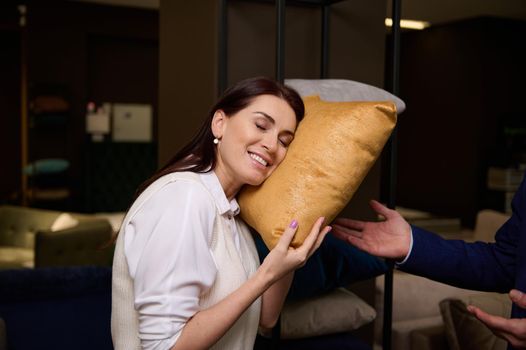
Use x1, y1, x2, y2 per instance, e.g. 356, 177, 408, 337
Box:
253, 111, 275, 124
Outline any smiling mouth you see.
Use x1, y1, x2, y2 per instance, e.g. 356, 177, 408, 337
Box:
249, 152, 268, 167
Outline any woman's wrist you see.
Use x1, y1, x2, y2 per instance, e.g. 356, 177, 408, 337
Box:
252, 265, 277, 292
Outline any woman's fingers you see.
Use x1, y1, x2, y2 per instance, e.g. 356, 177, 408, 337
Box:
276, 217, 331, 261
299, 217, 326, 249
275, 219, 299, 250
316, 225, 332, 247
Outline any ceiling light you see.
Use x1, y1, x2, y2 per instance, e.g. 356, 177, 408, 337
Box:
385, 18, 431, 30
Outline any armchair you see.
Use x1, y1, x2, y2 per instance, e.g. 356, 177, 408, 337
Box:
0, 205, 113, 268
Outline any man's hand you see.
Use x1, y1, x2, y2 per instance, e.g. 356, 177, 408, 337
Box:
332, 200, 412, 260
467, 289, 526, 349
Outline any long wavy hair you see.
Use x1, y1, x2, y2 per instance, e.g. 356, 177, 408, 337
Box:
135, 77, 305, 198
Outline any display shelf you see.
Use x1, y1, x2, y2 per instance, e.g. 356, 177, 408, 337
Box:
25, 84, 72, 210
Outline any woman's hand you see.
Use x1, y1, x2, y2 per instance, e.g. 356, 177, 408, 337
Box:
332, 200, 412, 260
172, 217, 328, 350
258, 217, 331, 285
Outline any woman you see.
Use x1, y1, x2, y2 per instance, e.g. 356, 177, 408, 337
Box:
111, 77, 331, 350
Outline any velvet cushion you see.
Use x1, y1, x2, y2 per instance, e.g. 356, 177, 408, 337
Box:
239, 96, 397, 248
439, 296, 510, 350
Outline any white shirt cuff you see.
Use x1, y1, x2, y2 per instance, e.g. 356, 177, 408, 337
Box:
395, 227, 414, 267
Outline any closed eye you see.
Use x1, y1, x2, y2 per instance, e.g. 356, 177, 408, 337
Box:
279, 136, 293, 147
256, 122, 267, 131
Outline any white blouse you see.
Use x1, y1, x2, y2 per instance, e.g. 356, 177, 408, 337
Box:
123, 171, 245, 350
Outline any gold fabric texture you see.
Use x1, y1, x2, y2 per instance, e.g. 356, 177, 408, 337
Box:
238, 96, 397, 249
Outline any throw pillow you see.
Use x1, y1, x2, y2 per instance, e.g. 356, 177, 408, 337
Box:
51, 213, 79, 232
24, 158, 70, 175
285, 78, 406, 113
439, 297, 509, 350
280, 287, 376, 339
239, 96, 397, 248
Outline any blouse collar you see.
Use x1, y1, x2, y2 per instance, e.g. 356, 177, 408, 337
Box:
200, 171, 240, 218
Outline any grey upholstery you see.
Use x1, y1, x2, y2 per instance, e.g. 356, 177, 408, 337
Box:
285, 79, 406, 113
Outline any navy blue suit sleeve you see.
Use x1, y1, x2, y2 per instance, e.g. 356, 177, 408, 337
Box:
399, 171, 525, 293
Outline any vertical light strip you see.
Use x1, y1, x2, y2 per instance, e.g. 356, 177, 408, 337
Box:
19, 4, 28, 206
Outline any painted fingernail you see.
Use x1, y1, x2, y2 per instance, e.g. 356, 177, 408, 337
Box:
289, 219, 298, 229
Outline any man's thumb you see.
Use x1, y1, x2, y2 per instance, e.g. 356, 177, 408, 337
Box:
509, 289, 526, 309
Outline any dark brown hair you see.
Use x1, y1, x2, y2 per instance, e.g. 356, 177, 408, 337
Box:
135, 76, 304, 197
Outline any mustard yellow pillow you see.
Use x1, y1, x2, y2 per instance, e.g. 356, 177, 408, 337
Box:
238, 96, 397, 249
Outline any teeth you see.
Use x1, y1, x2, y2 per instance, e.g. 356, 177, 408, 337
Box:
249, 153, 268, 166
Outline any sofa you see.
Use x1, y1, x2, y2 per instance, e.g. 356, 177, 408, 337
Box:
374, 209, 512, 350
0, 265, 376, 350
0, 205, 114, 268
0, 266, 113, 350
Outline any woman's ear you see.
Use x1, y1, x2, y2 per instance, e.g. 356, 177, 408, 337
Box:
211, 110, 227, 139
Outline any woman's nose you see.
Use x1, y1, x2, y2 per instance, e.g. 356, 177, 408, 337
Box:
262, 134, 278, 152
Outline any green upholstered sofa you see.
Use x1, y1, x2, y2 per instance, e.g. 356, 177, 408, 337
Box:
0, 205, 114, 269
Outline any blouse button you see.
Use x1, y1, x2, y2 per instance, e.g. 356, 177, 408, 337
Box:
227, 214, 233, 220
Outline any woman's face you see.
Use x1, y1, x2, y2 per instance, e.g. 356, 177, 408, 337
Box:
212, 94, 298, 197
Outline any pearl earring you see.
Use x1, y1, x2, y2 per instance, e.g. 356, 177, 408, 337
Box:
213, 138, 219, 145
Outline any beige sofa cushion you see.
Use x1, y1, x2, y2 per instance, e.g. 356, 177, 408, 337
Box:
280, 287, 376, 339
375, 271, 478, 324
239, 96, 397, 249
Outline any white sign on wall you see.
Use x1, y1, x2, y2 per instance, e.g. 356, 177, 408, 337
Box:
112, 103, 152, 142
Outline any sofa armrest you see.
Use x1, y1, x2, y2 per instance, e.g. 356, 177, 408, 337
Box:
390, 316, 443, 350
35, 219, 114, 267
410, 324, 448, 350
